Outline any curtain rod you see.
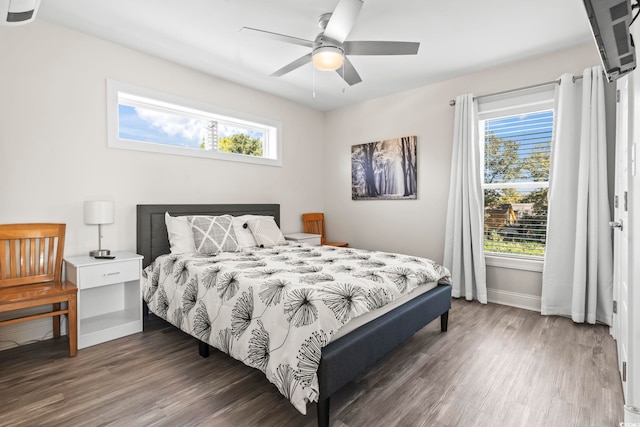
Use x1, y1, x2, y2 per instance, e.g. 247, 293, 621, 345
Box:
448, 75, 584, 106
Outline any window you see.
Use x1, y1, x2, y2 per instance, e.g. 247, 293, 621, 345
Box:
107, 80, 281, 166
478, 86, 555, 259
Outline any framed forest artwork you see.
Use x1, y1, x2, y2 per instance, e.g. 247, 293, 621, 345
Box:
351, 135, 417, 200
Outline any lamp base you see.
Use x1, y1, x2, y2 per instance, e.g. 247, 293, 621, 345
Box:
89, 249, 111, 257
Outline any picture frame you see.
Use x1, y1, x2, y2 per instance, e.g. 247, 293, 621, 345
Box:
351, 135, 417, 200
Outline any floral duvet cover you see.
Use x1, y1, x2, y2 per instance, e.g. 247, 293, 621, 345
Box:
141, 243, 451, 414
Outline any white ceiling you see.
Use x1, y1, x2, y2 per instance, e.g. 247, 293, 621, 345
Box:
36, 0, 594, 111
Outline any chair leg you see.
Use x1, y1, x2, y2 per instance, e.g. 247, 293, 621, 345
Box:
52, 303, 61, 338
67, 296, 77, 357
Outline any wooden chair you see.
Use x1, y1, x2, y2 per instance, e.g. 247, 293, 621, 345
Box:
302, 213, 348, 247
0, 224, 78, 357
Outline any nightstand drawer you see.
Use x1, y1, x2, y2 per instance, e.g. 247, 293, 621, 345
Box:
78, 260, 140, 289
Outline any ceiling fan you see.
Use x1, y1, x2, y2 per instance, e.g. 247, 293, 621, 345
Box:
241, 0, 420, 86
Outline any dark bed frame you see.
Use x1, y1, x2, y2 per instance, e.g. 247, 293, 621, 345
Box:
136, 204, 452, 427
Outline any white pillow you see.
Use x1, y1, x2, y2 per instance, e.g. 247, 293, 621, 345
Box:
188, 215, 239, 254
232, 215, 273, 249
247, 217, 286, 248
165, 212, 196, 254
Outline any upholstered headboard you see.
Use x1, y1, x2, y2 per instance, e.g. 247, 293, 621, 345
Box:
136, 204, 280, 268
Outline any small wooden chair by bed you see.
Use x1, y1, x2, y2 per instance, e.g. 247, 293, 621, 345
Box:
0, 223, 78, 357
302, 213, 348, 247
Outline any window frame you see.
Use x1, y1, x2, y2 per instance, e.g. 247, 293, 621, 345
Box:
106, 79, 282, 167
477, 85, 555, 268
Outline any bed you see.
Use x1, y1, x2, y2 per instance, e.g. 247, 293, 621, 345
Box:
137, 204, 452, 427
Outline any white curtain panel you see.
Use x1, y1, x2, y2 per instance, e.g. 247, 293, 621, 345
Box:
542, 66, 613, 325
444, 94, 487, 303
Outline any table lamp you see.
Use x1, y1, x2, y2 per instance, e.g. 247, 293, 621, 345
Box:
84, 200, 114, 257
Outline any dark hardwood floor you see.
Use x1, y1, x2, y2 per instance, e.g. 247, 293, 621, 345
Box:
0, 299, 623, 427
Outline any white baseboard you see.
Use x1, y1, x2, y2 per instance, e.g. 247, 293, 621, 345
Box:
487, 288, 541, 312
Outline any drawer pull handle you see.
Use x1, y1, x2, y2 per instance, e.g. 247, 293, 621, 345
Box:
104, 272, 120, 277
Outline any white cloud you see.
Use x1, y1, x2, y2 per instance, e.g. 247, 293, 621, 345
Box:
135, 108, 203, 141
218, 123, 263, 140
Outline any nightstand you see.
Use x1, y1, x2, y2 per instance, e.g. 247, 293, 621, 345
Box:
64, 251, 143, 349
284, 232, 321, 246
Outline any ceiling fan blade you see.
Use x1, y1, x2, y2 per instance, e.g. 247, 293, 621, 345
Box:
271, 53, 313, 77
241, 27, 313, 48
323, 0, 364, 43
344, 41, 420, 55
337, 56, 362, 86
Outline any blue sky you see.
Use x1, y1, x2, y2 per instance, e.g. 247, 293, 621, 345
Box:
118, 105, 265, 149
486, 110, 553, 149
118, 105, 204, 148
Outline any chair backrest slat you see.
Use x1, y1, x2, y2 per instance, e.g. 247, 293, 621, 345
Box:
0, 238, 5, 280
48, 235, 55, 276
9, 239, 17, 279
19, 239, 27, 277
29, 237, 36, 276
0, 224, 66, 288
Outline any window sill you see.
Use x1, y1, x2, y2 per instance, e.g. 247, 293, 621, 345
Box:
484, 253, 544, 272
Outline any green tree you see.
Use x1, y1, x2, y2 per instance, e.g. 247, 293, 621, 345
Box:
497, 188, 522, 205
520, 143, 550, 214
218, 134, 263, 156
484, 189, 501, 207
522, 143, 550, 181
484, 133, 522, 183
484, 133, 524, 207
521, 188, 548, 213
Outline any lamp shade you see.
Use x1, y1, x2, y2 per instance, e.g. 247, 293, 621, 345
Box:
83, 201, 114, 225
312, 46, 344, 71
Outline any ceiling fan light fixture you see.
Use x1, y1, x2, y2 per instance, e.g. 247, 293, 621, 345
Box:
312, 46, 344, 71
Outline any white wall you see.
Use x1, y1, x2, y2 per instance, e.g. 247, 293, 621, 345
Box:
0, 20, 610, 349
323, 43, 602, 309
0, 20, 325, 253
0, 21, 324, 348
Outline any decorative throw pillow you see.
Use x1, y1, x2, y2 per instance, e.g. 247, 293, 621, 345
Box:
247, 217, 286, 248
165, 212, 197, 254
188, 215, 239, 254
232, 215, 267, 249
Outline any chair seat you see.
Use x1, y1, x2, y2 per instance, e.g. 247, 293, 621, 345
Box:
0, 281, 77, 305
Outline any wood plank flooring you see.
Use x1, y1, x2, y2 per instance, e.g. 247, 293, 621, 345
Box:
0, 299, 623, 427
